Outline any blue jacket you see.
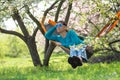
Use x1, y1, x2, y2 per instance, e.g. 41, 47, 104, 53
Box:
45, 26, 84, 48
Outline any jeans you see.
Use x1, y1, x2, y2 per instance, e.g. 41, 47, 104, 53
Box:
70, 45, 88, 61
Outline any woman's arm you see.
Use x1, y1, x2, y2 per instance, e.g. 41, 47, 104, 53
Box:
45, 26, 59, 41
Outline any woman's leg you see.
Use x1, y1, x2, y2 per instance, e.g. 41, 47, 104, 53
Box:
78, 46, 88, 61
70, 47, 78, 57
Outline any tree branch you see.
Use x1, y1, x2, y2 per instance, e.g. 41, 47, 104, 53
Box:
55, 0, 65, 22
32, 27, 39, 38
25, 5, 44, 35
65, 1, 73, 24
109, 39, 120, 44
93, 48, 112, 53
87, 18, 100, 32
109, 39, 120, 53
0, 27, 25, 41
42, 0, 59, 23
40, 0, 59, 35
12, 8, 29, 37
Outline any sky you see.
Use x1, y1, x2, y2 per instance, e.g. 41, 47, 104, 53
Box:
4, 18, 16, 30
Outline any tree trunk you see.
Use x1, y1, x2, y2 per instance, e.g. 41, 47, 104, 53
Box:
43, 42, 56, 66
11, 8, 42, 66
26, 36, 42, 66
44, 39, 49, 54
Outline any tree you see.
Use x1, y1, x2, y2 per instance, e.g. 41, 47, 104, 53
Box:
0, 0, 120, 67
0, 1, 43, 66
0, 0, 72, 66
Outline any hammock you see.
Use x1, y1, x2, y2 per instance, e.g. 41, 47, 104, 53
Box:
96, 11, 120, 37
39, 11, 120, 59
40, 19, 93, 59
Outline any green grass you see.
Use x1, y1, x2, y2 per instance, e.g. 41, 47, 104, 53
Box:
0, 53, 120, 80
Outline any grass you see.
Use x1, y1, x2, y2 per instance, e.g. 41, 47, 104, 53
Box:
0, 53, 120, 80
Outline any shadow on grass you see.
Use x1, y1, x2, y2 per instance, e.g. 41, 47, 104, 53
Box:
89, 53, 120, 63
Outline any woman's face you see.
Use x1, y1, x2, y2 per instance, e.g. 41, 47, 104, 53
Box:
56, 23, 66, 33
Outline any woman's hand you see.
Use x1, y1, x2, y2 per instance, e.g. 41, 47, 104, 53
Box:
55, 42, 61, 46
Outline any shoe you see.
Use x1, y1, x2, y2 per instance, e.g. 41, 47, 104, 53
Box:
68, 57, 73, 64
68, 57, 77, 69
73, 56, 83, 66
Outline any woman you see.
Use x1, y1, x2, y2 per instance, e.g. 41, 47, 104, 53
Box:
45, 21, 88, 68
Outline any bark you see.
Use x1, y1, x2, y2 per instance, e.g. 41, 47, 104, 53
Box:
65, 1, 72, 24
0, 28, 25, 41
55, 0, 65, 22
44, 39, 49, 54
43, 42, 56, 66
12, 9, 29, 37
26, 36, 42, 66
25, 5, 45, 35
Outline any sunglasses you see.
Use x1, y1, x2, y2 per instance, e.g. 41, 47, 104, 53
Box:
56, 23, 63, 28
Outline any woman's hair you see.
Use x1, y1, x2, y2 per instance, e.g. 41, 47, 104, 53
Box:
57, 20, 68, 32
57, 21, 67, 26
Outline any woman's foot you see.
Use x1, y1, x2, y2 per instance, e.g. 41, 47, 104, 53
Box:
68, 56, 83, 69
68, 57, 77, 69
73, 56, 83, 66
